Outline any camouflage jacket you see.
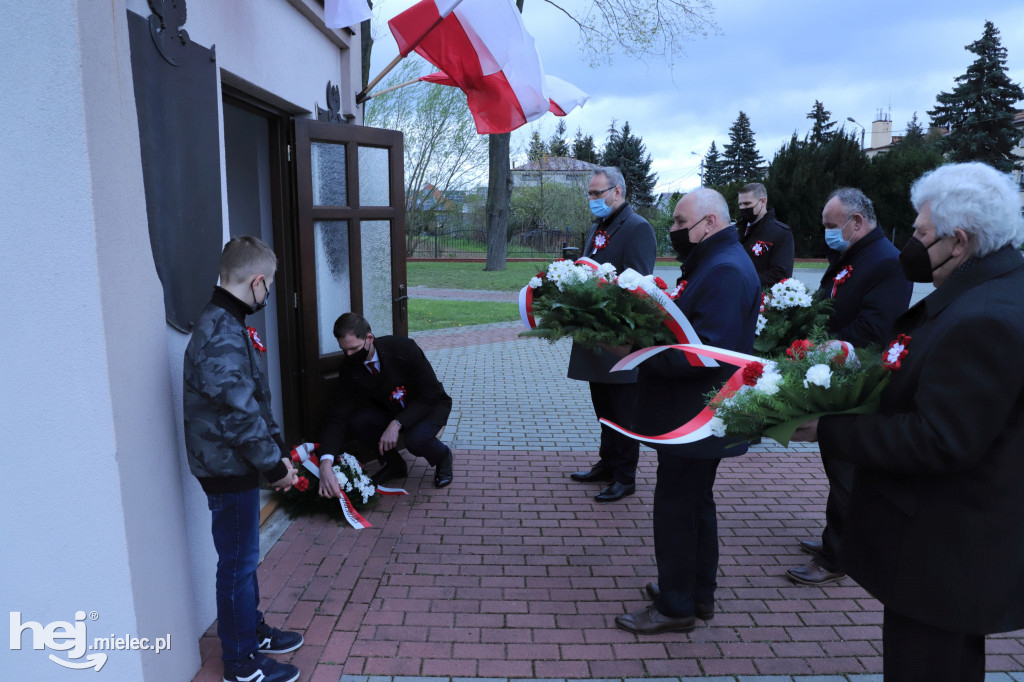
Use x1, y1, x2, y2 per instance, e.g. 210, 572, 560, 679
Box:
183, 288, 287, 493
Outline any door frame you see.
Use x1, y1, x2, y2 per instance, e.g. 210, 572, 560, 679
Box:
292, 118, 407, 439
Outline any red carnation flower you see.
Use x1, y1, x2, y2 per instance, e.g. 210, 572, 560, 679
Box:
294, 476, 310, 492
653, 277, 668, 290
742, 361, 765, 386
786, 339, 815, 360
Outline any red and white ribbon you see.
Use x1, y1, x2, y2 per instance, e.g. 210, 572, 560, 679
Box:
627, 270, 717, 368
289, 443, 408, 528
519, 284, 537, 330
601, 344, 762, 444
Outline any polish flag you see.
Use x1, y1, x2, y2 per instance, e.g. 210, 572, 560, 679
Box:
324, 0, 372, 29
422, 72, 590, 133
389, 0, 585, 134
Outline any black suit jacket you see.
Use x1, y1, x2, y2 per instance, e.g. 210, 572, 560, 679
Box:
818, 226, 913, 348
819, 246, 1024, 635
737, 208, 794, 287
319, 336, 452, 455
567, 202, 657, 383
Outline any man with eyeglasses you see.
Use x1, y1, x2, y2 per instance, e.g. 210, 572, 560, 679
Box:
613, 189, 761, 634
735, 182, 794, 287
567, 166, 657, 502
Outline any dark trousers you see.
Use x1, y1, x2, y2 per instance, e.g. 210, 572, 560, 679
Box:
589, 381, 640, 485
883, 607, 985, 681
652, 453, 721, 618
816, 446, 856, 572
207, 488, 262, 669
349, 406, 448, 466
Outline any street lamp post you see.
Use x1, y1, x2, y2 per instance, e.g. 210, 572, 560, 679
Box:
847, 117, 866, 151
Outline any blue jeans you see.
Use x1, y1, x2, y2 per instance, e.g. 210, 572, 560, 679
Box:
207, 488, 262, 669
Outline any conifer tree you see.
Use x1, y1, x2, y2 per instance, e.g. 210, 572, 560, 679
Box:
722, 111, 765, 183
702, 141, 726, 187
527, 130, 548, 163
929, 21, 1024, 172
806, 100, 837, 145
548, 120, 570, 157
571, 128, 599, 163
601, 121, 658, 208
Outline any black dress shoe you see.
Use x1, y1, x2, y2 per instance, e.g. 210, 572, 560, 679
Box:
786, 560, 846, 585
594, 481, 635, 502
615, 605, 695, 634
433, 450, 454, 488
644, 583, 714, 619
371, 450, 407, 485
799, 538, 823, 554
570, 463, 614, 483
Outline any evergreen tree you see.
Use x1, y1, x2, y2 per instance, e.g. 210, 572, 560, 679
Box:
904, 111, 925, 141
702, 141, 726, 187
764, 131, 869, 258
548, 120, 570, 157
806, 100, 837, 145
929, 21, 1024, 172
527, 130, 548, 163
601, 121, 657, 208
572, 128, 599, 163
722, 111, 765, 183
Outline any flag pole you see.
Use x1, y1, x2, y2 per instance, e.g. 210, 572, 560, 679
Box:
361, 77, 424, 101
356, 0, 466, 103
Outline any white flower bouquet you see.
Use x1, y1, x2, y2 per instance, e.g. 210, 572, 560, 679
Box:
708, 338, 891, 446
754, 278, 833, 356
519, 258, 681, 349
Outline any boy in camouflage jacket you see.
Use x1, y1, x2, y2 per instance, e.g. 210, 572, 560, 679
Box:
183, 236, 302, 682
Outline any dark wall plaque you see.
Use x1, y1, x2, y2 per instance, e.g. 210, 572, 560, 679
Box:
128, 7, 222, 332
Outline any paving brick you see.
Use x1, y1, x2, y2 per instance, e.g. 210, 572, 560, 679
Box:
188, 319, 1024, 682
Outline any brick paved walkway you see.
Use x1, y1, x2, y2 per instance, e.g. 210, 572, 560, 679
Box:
192, 291, 1020, 682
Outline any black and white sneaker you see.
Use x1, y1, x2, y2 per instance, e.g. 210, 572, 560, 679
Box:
256, 621, 304, 654
223, 653, 299, 682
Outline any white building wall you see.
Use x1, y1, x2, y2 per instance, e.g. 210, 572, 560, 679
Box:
3, 1, 359, 679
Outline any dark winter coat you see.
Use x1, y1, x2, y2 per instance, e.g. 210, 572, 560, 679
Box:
567, 202, 657, 384
634, 227, 761, 458
737, 208, 795, 287
319, 336, 452, 456
819, 245, 1024, 635
183, 287, 288, 493
818, 226, 913, 348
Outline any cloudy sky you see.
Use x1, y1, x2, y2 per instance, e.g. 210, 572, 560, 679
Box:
367, 0, 1024, 193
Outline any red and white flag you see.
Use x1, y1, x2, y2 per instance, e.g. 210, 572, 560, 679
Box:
389, 0, 586, 134
324, 0, 372, 29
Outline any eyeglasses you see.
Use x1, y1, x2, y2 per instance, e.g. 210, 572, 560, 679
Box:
587, 186, 615, 199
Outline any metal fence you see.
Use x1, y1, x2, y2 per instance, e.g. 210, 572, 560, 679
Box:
406, 227, 587, 259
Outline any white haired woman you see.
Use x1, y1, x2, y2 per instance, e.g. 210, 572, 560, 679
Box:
792, 162, 1024, 681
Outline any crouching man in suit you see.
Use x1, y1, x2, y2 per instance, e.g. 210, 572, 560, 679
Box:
793, 162, 1024, 681
317, 312, 454, 491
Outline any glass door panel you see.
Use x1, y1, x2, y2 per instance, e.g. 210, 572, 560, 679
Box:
360, 220, 393, 336
314, 220, 351, 355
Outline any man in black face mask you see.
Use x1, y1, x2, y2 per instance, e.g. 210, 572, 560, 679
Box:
791, 162, 1024, 682
736, 183, 794, 287
317, 312, 455, 489
614, 189, 761, 635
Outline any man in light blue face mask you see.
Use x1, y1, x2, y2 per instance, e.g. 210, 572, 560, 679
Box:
567, 167, 657, 502
785, 187, 912, 589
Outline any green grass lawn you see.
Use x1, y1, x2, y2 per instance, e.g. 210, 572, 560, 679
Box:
407, 260, 547, 292
408, 298, 520, 332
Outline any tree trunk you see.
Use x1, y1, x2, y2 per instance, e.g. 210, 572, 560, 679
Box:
360, 4, 374, 92
484, 132, 512, 271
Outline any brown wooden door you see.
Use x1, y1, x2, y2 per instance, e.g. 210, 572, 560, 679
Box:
293, 118, 406, 438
